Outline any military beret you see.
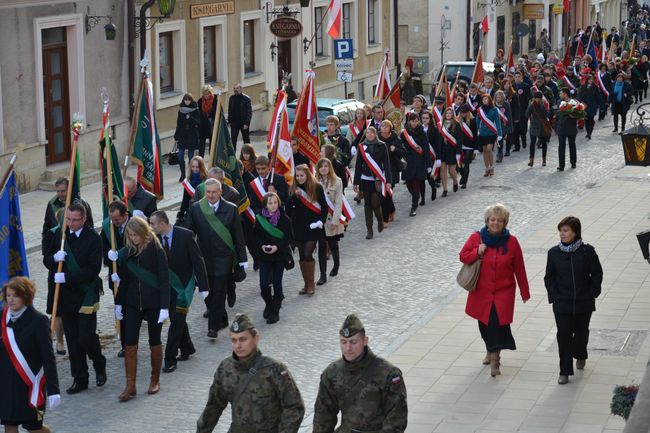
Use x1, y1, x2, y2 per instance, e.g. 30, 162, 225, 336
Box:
340, 313, 365, 338
230, 313, 255, 333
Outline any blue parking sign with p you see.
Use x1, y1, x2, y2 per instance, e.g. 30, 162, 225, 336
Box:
334, 39, 353, 59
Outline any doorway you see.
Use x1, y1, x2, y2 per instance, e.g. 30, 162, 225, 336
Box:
42, 27, 70, 165
277, 39, 292, 89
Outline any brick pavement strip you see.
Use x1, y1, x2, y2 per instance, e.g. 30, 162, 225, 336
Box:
23, 112, 648, 432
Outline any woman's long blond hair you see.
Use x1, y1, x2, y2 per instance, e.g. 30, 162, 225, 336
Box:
125, 216, 161, 255
316, 158, 338, 188
290, 164, 319, 201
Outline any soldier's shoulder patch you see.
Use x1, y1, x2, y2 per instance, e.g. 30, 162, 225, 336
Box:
391, 375, 402, 385
280, 369, 290, 378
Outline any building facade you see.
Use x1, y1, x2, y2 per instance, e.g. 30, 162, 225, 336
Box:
0, 0, 130, 192
142, 0, 394, 154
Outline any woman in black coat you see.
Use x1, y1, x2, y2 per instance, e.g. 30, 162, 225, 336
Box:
544, 216, 603, 385
174, 93, 201, 181
1, 277, 60, 433
353, 126, 392, 239
578, 74, 602, 139
401, 112, 432, 217
198, 86, 217, 158
610, 73, 633, 133
254, 192, 292, 324
115, 217, 170, 401
420, 111, 440, 204
439, 107, 463, 197
378, 120, 404, 224
458, 104, 478, 188
287, 164, 328, 296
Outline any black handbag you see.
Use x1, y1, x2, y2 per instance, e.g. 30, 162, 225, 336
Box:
284, 246, 295, 270
167, 142, 179, 166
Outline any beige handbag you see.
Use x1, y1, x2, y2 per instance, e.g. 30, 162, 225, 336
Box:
456, 258, 482, 292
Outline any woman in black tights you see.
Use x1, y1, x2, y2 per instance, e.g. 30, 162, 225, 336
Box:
287, 164, 328, 295
352, 126, 392, 239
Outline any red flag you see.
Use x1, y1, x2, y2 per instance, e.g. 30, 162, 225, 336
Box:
563, 0, 570, 13
267, 91, 288, 153
291, 70, 320, 166
576, 38, 584, 58
481, 16, 489, 34
374, 49, 392, 100
326, 0, 341, 39
267, 91, 294, 184
562, 41, 572, 68
380, 74, 402, 114
506, 41, 514, 75
471, 49, 484, 84
445, 81, 452, 108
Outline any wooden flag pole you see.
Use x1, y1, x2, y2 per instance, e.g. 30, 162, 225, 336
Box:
208, 92, 223, 168
50, 119, 82, 335
124, 73, 145, 179
0, 154, 17, 195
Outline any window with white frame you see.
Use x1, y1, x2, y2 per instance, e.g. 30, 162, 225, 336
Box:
367, 0, 379, 45
159, 32, 174, 93
315, 6, 325, 57
342, 3, 352, 39
243, 19, 256, 74
154, 20, 187, 108
201, 18, 227, 86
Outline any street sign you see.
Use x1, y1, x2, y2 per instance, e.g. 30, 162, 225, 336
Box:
516, 23, 529, 37
334, 39, 354, 59
335, 59, 353, 71
337, 72, 353, 83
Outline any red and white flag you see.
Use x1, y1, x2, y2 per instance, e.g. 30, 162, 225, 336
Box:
380, 74, 402, 115
374, 49, 392, 101
326, 0, 342, 39
292, 70, 320, 165
481, 16, 489, 34
267, 91, 295, 185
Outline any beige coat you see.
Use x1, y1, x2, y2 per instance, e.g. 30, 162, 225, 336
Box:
320, 177, 345, 237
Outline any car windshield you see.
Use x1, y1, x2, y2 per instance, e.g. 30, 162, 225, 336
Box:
286, 106, 334, 126
444, 65, 475, 85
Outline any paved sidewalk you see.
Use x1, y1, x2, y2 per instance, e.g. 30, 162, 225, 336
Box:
387, 166, 650, 433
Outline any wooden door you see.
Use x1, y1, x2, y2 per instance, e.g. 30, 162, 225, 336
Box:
42, 32, 70, 165
277, 39, 292, 89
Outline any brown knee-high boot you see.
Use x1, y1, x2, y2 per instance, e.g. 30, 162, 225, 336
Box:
118, 345, 138, 401
304, 260, 316, 295
148, 345, 162, 394
298, 261, 309, 295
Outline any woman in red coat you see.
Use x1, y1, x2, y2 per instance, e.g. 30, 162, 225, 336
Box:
460, 203, 530, 377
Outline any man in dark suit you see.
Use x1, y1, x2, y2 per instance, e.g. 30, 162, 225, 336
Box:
248, 155, 289, 214
184, 179, 248, 340
43, 202, 107, 394
124, 175, 157, 218
227, 83, 253, 151
150, 210, 209, 372
101, 200, 130, 357
513, 71, 532, 151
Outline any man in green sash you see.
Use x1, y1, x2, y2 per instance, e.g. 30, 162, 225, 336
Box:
184, 179, 248, 340
43, 202, 107, 395
150, 210, 210, 372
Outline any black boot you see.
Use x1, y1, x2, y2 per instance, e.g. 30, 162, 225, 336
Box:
409, 194, 418, 217
373, 206, 384, 233
431, 184, 437, 201
262, 292, 273, 319
266, 298, 282, 324
364, 205, 373, 239
329, 244, 340, 277
317, 254, 327, 286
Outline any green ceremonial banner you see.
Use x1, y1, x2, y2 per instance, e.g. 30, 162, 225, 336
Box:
209, 96, 250, 213
100, 136, 124, 219
130, 75, 164, 198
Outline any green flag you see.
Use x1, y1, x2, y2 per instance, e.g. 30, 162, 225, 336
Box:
209, 95, 250, 213
130, 74, 164, 198
100, 137, 124, 219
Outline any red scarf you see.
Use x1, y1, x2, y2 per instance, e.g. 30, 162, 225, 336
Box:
201, 95, 215, 116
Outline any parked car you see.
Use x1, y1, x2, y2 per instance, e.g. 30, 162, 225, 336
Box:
286, 98, 366, 137
431, 61, 495, 100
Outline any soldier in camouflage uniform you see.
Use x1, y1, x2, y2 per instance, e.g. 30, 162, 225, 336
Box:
196, 314, 305, 433
313, 314, 408, 433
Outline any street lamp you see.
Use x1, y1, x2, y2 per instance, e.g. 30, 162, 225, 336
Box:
620, 103, 650, 166
135, 0, 177, 57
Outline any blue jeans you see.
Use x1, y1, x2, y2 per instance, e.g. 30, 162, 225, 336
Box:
178, 147, 195, 178
259, 260, 285, 300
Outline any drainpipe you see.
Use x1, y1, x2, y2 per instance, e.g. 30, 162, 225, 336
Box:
466, 0, 471, 59
128, 0, 135, 119
394, 0, 401, 77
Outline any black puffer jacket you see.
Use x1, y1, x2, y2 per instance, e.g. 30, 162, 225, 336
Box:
544, 242, 603, 314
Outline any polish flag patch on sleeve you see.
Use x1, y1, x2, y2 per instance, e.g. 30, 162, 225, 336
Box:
391, 375, 402, 385
280, 370, 289, 378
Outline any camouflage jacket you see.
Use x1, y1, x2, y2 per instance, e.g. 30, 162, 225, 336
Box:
313, 348, 407, 433
196, 349, 305, 433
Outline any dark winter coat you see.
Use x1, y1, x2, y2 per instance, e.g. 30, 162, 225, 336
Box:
544, 243, 603, 314
129, 184, 158, 217
116, 240, 170, 311
578, 84, 603, 117
174, 101, 201, 150
0, 306, 60, 423
287, 184, 328, 242
400, 125, 431, 181
227, 93, 253, 126
379, 131, 405, 185
253, 211, 292, 263
353, 139, 392, 186
609, 80, 633, 112
555, 101, 579, 137
525, 101, 550, 138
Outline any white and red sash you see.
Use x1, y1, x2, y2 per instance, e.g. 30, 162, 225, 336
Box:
402, 130, 423, 155
461, 122, 474, 142
562, 75, 577, 91
341, 196, 355, 222
349, 120, 370, 139
597, 72, 610, 99
497, 107, 509, 126
432, 106, 443, 128
250, 177, 268, 202
428, 144, 436, 161
478, 107, 498, 135
324, 194, 347, 224
243, 206, 255, 224
1, 309, 46, 408
181, 179, 196, 198
358, 144, 389, 197
467, 94, 478, 112
441, 126, 458, 147
294, 188, 322, 215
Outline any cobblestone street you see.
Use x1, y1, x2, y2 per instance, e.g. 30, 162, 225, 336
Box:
25, 114, 634, 432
